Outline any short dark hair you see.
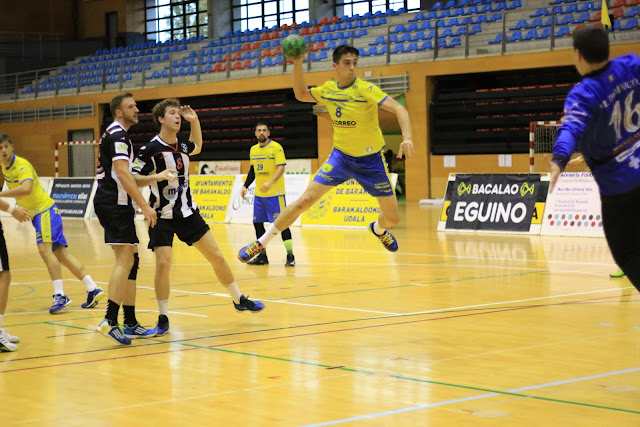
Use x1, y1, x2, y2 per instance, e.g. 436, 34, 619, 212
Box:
0, 134, 12, 145
110, 92, 134, 116
332, 45, 359, 64
255, 122, 269, 131
152, 98, 181, 127
573, 26, 609, 63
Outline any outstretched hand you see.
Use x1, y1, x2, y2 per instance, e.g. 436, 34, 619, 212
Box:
180, 105, 198, 122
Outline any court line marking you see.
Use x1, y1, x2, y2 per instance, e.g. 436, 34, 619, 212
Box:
135, 286, 399, 315
304, 367, 640, 426
303, 245, 618, 268
144, 285, 636, 318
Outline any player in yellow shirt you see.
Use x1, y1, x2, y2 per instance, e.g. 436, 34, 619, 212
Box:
240, 123, 295, 266
0, 134, 104, 314
238, 45, 414, 262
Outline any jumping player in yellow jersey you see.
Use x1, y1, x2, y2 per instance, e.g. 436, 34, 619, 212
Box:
0, 134, 104, 314
241, 123, 295, 266
238, 45, 414, 262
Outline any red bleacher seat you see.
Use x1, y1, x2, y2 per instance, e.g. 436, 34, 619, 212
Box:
589, 11, 601, 21
242, 43, 251, 51
611, 0, 627, 7
261, 49, 273, 57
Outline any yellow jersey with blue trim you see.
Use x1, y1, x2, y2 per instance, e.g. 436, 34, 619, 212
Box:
310, 78, 389, 157
2, 154, 54, 214
249, 140, 286, 198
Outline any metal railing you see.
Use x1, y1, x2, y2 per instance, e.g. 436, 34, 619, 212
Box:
0, 6, 633, 101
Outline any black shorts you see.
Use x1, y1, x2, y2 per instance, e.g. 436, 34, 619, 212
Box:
94, 204, 139, 245
0, 223, 9, 271
148, 210, 210, 249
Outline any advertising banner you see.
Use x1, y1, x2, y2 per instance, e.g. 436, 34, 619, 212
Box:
438, 174, 548, 234
197, 161, 241, 176
301, 174, 398, 227
189, 175, 235, 222
50, 178, 96, 218
226, 175, 308, 225
540, 172, 604, 237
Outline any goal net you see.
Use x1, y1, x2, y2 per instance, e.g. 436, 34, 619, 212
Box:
529, 121, 586, 173
55, 141, 100, 178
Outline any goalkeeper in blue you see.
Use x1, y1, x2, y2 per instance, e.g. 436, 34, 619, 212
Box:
550, 26, 640, 293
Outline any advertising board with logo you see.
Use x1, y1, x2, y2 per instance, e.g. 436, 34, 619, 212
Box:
189, 175, 235, 222
197, 161, 241, 176
540, 172, 604, 237
301, 174, 398, 227
438, 174, 549, 234
50, 178, 96, 218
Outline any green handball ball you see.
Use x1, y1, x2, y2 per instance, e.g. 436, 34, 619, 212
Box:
282, 35, 307, 60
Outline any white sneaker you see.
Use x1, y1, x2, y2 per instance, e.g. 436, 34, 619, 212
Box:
0, 328, 19, 343
0, 333, 17, 352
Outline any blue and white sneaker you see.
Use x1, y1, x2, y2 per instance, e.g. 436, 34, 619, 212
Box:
233, 295, 265, 313
237, 241, 265, 263
81, 286, 105, 309
368, 222, 398, 252
148, 315, 169, 337
123, 323, 157, 339
97, 319, 131, 345
50, 294, 72, 314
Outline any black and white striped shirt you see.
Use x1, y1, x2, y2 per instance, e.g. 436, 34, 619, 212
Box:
133, 134, 197, 219
94, 122, 134, 207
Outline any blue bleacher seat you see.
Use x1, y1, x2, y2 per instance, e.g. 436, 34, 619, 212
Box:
507, 0, 522, 9
369, 36, 386, 46
623, 6, 640, 17
392, 44, 406, 53
536, 28, 552, 39
555, 26, 570, 37
511, 19, 528, 30
488, 33, 503, 44
409, 12, 425, 21
390, 24, 405, 33
531, 7, 551, 17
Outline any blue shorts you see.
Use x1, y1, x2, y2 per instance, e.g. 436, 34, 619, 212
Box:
313, 148, 394, 197
254, 195, 286, 223
32, 205, 68, 251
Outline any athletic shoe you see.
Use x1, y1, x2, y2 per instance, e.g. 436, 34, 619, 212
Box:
81, 286, 105, 309
610, 268, 626, 278
247, 251, 269, 265
97, 319, 131, 345
49, 294, 72, 314
0, 333, 17, 352
123, 323, 157, 339
0, 328, 19, 343
233, 295, 265, 312
285, 254, 295, 267
148, 315, 170, 337
368, 222, 399, 252
237, 241, 265, 263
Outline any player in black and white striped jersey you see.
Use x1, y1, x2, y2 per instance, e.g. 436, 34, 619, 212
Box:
133, 98, 264, 336
94, 93, 173, 345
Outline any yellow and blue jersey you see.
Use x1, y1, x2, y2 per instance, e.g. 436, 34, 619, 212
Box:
310, 78, 389, 157
2, 154, 54, 214
249, 140, 286, 198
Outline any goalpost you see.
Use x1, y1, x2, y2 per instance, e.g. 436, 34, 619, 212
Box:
54, 140, 100, 178
529, 121, 562, 173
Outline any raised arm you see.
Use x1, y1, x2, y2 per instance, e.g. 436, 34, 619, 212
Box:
181, 105, 203, 155
292, 57, 317, 103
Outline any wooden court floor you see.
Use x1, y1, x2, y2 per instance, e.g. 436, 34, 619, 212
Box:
1, 203, 639, 426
